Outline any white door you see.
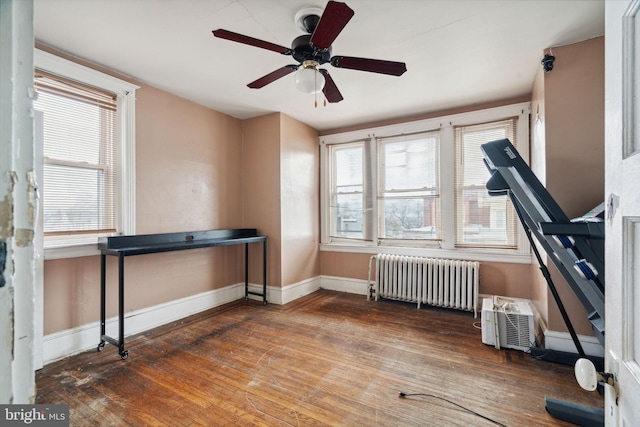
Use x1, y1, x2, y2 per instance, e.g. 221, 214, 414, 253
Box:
605, 0, 640, 424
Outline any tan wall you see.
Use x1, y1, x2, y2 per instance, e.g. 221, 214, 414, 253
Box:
479, 262, 538, 299
531, 37, 605, 335
545, 37, 604, 219
42, 50, 245, 334
530, 59, 550, 323
44, 247, 241, 334
280, 114, 320, 286
136, 85, 243, 233
242, 112, 320, 288
320, 252, 372, 280
242, 113, 282, 287
320, 252, 537, 299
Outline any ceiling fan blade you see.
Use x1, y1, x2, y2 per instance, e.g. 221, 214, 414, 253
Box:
247, 65, 299, 89
310, 1, 354, 50
212, 29, 291, 55
330, 56, 407, 76
319, 69, 343, 103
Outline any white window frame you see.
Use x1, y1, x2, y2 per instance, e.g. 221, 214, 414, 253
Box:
35, 49, 139, 260
320, 102, 532, 264
328, 141, 367, 241
377, 131, 441, 245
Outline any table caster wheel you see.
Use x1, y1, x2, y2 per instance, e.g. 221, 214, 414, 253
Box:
120, 351, 129, 360
97, 342, 105, 352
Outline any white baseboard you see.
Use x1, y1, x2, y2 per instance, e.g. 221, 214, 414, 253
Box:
544, 330, 604, 358
43, 282, 246, 364
42, 275, 368, 365
245, 276, 321, 305
320, 275, 368, 295
281, 277, 322, 304
44, 274, 606, 366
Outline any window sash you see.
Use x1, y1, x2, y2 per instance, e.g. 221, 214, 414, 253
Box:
329, 142, 366, 241
34, 69, 118, 236
378, 131, 440, 241
454, 118, 519, 248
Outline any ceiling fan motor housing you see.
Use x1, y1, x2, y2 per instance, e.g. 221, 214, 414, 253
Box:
301, 14, 320, 34
291, 34, 332, 64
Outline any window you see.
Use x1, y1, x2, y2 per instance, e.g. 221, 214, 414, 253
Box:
34, 49, 139, 259
455, 118, 518, 248
34, 70, 118, 235
330, 142, 366, 240
320, 103, 530, 263
379, 132, 439, 241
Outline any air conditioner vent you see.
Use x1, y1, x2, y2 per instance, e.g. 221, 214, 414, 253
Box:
481, 296, 545, 352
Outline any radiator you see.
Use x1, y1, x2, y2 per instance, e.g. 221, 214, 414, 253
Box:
368, 254, 479, 317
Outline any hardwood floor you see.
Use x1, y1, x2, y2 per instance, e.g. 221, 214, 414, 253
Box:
36, 290, 603, 426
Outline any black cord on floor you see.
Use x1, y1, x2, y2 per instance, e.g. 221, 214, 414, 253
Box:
398, 391, 507, 427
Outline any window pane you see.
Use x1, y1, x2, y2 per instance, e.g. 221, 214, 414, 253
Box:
335, 146, 363, 190
383, 196, 439, 239
331, 144, 365, 240
463, 128, 507, 186
43, 164, 114, 233
333, 193, 363, 238
38, 91, 108, 164
383, 136, 437, 191
461, 189, 512, 245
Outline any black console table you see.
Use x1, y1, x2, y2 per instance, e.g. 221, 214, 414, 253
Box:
98, 228, 267, 359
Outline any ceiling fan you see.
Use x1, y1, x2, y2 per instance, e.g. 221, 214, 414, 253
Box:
212, 0, 407, 103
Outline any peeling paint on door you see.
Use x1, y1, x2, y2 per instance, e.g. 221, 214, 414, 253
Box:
0, 193, 15, 240
0, 241, 6, 287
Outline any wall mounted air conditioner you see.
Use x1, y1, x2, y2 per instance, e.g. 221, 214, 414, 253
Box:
481, 296, 544, 352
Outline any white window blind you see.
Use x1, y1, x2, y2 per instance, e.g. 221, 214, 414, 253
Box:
378, 131, 440, 241
454, 118, 518, 248
34, 70, 118, 236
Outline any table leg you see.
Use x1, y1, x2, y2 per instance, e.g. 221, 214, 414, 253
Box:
118, 253, 128, 360
98, 254, 106, 352
262, 238, 267, 304
244, 243, 249, 301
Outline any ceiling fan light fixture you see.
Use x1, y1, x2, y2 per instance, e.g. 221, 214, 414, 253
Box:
295, 61, 325, 94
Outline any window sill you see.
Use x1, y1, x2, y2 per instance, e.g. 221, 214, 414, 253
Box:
44, 239, 100, 260
319, 242, 532, 264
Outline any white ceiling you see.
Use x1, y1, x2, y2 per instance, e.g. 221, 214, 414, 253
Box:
34, 0, 604, 132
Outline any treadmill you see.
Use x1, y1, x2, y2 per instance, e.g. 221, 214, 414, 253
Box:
481, 138, 605, 427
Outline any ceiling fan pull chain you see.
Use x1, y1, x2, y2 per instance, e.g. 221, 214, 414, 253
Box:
314, 73, 318, 108
314, 89, 318, 108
